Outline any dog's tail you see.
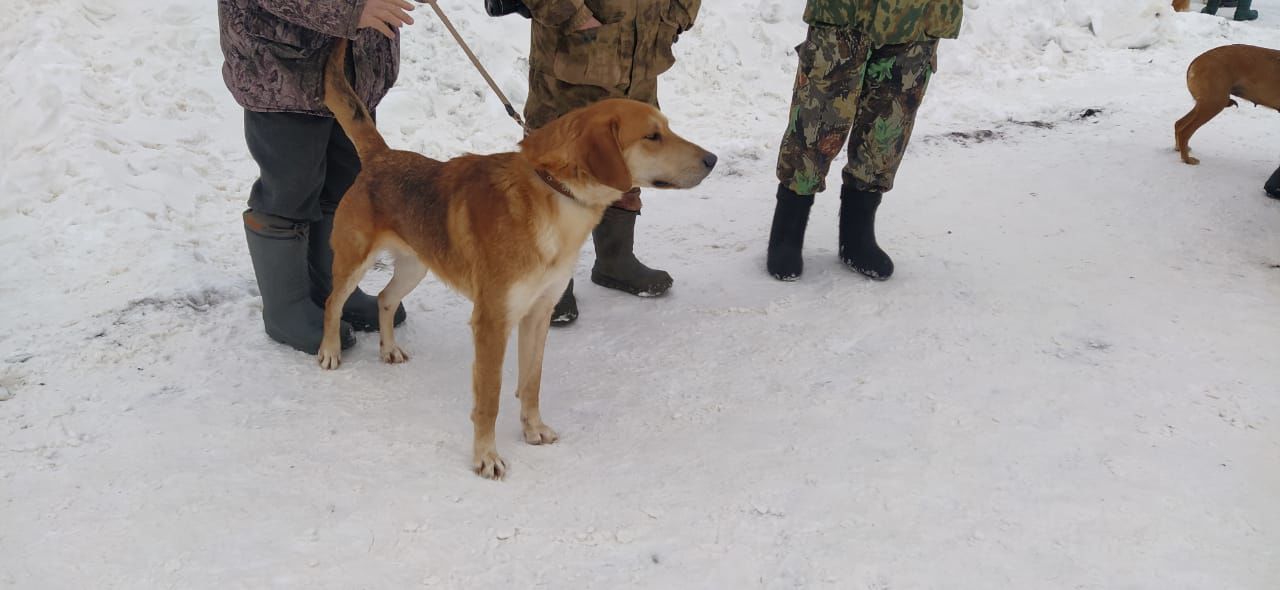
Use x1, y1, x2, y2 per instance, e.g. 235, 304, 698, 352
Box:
324, 38, 389, 159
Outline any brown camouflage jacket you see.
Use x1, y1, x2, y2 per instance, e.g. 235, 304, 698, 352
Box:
805, 0, 963, 46
218, 0, 399, 116
522, 0, 700, 90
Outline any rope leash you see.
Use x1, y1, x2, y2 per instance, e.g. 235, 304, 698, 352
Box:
418, 0, 529, 134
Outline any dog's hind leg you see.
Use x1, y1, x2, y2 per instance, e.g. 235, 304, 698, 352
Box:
1176, 100, 1229, 165
318, 232, 376, 369
470, 301, 512, 479
376, 252, 427, 364
515, 287, 561, 446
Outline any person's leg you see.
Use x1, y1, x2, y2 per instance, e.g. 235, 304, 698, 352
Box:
243, 110, 353, 353
838, 39, 937, 280
585, 75, 674, 295
770, 24, 871, 280
311, 115, 407, 331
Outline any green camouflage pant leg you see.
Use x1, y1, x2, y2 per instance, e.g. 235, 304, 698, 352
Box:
776, 25, 873, 195
776, 25, 937, 195
843, 39, 937, 193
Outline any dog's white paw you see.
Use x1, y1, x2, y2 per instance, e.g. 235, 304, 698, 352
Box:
317, 348, 342, 370
380, 344, 409, 364
473, 450, 508, 480
522, 422, 559, 445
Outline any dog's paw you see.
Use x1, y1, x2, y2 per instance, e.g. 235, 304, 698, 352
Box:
318, 348, 342, 370
1182, 156, 1200, 166
380, 344, 409, 364
522, 422, 560, 445
473, 450, 508, 480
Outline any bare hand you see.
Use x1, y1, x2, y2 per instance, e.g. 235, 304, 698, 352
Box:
574, 15, 602, 32
359, 0, 415, 39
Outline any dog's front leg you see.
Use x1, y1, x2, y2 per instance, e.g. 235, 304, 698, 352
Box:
470, 304, 511, 479
516, 293, 560, 445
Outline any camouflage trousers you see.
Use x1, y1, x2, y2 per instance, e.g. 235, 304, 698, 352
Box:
776, 25, 938, 195
525, 72, 659, 211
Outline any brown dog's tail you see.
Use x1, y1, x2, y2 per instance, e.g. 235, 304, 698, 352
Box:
324, 38, 388, 159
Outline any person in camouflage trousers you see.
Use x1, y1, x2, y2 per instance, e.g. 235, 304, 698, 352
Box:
767, 0, 963, 282
520, 0, 700, 325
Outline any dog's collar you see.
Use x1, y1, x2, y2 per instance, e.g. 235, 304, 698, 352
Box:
535, 168, 587, 206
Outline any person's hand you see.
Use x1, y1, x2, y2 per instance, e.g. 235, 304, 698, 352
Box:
574, 15, 602, 31
359, 0, 415, 39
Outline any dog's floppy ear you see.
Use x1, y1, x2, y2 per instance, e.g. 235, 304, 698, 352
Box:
577, 117, 633, 192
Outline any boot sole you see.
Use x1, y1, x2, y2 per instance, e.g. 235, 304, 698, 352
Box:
550, 312, 578, 326
265, 323, 356, 354
841, 259, 893, 281
590, 271, 672, 297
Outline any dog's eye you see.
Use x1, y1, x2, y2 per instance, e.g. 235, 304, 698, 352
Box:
645, 132, 661, 141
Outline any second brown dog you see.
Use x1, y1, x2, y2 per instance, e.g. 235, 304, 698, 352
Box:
1175, 44, 1280, 165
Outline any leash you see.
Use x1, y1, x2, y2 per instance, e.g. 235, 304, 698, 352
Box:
417, 2, 601, 208
419, 0, 529, 134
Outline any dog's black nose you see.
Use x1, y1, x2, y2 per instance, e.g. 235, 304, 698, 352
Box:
703, 152, 718, 170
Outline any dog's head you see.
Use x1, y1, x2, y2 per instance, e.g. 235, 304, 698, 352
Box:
521, 99, 717, 204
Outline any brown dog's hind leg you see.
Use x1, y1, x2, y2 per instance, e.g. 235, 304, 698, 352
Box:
1175, 100, 1230, 165
515, 289, 561, 446
376, 252, 427, 364
470, 302, 512, 479
318, 227, 375, 369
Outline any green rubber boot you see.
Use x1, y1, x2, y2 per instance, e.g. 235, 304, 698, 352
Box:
308, 213, 406, 332
589, 206, 673, 297
1233, 0, 1258, 20
243, 210, 354, 355
1202, 0, 1221, 14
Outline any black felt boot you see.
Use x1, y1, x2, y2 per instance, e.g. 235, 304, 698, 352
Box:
838, 177, 894, 280
550, 279, 579, 327
766, 184, 815, 281
1265, 164, 1280, 200
308, 213, 406, 332
243, 210, 355, 354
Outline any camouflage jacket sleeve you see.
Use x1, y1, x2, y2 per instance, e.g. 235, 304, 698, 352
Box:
665, 0, 700, 31
257, 0, 365, 39
521, 0, 590, 30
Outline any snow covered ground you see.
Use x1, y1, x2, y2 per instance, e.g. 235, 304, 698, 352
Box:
2, 0, 1278, 588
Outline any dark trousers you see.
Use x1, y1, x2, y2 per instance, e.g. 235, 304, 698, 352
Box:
243, 110, 363, 222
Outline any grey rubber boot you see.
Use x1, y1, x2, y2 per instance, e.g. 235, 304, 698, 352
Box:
589, 207, 673, 296
309, 213, 406, 332
244, 210, 354, 354
550, 279, 578, 326
1202, 0, 1222, 14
